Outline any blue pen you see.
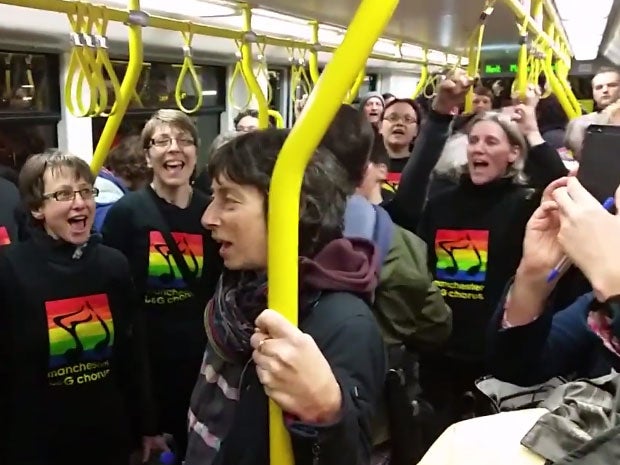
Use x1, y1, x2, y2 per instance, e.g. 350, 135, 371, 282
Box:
546, 196, 615, 283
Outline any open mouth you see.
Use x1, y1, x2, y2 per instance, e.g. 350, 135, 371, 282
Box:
392, 127, 406, 136
472, 160, 490, 169
68, 215, 88, 231
214, 237, 233, 256
164, 160, 185, 173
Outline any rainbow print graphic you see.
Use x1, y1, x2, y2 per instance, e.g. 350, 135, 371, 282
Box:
435, 229, 489, 283
46, 293, 114, 369
147, 231, 203, 289
0, 226, 10, 246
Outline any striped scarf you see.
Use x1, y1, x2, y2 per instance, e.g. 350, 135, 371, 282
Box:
186, 272, 267, 465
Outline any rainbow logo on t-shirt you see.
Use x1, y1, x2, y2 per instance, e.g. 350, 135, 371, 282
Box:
435, 229, 489, 283
147, 231, 203, 289
0, 226, 10, 246
46, 293, 114, 369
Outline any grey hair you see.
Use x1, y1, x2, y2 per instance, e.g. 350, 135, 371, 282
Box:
208, 131, 240, 158
450, 111, 529, 185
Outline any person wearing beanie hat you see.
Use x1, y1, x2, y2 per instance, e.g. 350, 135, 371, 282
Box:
359, 91, 385, 128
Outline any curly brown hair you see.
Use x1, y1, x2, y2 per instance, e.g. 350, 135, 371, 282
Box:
105, 135, 151, 189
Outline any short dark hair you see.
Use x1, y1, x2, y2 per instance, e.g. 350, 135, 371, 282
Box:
19, 152, 95, 212
233, 109, 259, 127
382, 98, 422, 123
594, 66, 620, 80
208, 128, 347, 257
473, 86, 493, 99
321, 104, 375, 191
106, 135, 151, 187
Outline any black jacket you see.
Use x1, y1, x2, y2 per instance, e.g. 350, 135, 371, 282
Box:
214, 292, 386, 465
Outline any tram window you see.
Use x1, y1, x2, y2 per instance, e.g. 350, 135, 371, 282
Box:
0, 123, 56, 170
0, 51, 59, 114
268, 68, 285, 115
109, 61, 226, 111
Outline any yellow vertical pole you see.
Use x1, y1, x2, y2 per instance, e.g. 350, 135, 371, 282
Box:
542, 21, 579, 118
90, 0, 144, 174
239, 4, 270, 129
267, 1, 399, 464
308, 21, 320, 85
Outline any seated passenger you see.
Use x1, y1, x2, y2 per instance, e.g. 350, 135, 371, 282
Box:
0, 152, 162, 465
489, 177, 620, 385
94, 135, 151, 231
0, 174, 20, 245
185, 129, 386, 465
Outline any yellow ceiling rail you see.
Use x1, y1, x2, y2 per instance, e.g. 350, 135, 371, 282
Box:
266, 0, 399, 462
175, 22, 204, 113
541, 0, 572, 56
228, 41, 253, 111
411, 49, 429, 99
256, 41, 274, 105
65, 0, 99, 117
501, 0, 571, 65
343, 69, 365, 104
288, 47, 313, 103
239, 3, 269, 129
2, 0, 433, 67
541, 20, 580, 119
464, 0, 496, 112
513, 20, 530, 101
308, 20, 320, 85
90, 0, 144, 174
90, 3, 123, 115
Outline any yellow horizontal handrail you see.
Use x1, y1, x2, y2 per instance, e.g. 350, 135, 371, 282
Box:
267, 0, 399, 462
2, 0, 434, 67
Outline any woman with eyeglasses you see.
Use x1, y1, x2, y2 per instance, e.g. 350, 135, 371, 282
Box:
0, 152, 164, 465
102, 110, 223, 462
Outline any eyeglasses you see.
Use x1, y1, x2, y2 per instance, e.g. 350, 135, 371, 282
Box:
384, 114, 417, 124
43, 187, 99, 202
150, 137, 196, 149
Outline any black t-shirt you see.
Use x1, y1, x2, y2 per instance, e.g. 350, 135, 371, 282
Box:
0, 232, 153, 464
417, 177, 538, 361
0, 177, 20, 245
102, 186, 222, 362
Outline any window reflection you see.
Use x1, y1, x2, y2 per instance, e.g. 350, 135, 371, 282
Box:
0, 52, 55, 113
105, 61, 226, 111
0, 123, 55, 170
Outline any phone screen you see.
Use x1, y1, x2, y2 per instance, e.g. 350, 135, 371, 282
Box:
577, 124, 620, 203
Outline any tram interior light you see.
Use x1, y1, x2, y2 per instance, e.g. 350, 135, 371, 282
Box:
555, 0, 614, 60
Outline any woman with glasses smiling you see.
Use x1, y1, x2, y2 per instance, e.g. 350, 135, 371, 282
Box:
0, 152, 165, 465
102, 110, 223, 462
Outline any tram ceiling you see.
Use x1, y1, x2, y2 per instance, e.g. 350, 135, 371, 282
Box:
247, 0, 544, 60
